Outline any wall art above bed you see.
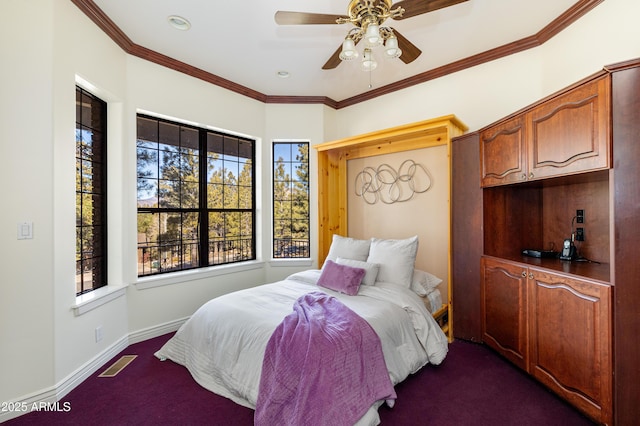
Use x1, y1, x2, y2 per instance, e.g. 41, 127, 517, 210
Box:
354, 159, 433, 204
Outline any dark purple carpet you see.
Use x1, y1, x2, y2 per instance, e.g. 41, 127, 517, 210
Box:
7, 334, 594, 425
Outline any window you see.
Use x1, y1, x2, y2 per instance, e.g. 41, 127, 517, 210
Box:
136, 114, 255, 277
273, 142, 310, 258
76, 86, 108, 295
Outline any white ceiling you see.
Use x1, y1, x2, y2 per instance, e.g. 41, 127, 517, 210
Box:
91, 0, 584, 102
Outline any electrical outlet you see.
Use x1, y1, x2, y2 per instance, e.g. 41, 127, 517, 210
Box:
576, 227, 585, 241
95, 326, 103, 343
576, 209, 584, 223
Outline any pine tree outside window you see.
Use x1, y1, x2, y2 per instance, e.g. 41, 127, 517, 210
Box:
136, 114, 255, 277
76, 86, 108, 295
273, 141, 310, 258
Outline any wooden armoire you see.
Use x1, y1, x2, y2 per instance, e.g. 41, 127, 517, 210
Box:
452, 59, 640, 425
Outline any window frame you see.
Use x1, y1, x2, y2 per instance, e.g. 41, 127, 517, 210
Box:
272, 140, 311, 259
136, 114, 256, 278
75, 85, 108, 296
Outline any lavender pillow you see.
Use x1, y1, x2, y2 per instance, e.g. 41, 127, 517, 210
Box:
317, 260, 366, 296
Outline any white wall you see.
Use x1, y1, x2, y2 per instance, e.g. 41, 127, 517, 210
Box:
0, 0, 56, 402
123, 57, 270, 333
51, 0, 130, 390
1, 0, 640, 416
263, 103, 329, 282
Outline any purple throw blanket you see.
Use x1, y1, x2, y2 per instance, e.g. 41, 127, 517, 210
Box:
254, 291, 396, 426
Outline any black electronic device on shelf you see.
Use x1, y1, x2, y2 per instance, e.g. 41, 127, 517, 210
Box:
522, 249, 559, 259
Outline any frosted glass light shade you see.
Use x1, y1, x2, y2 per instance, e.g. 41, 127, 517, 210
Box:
384, 35, 402, 59
361, 49, 377, 71
364, 23, 382, 47
339, 38, 359, 61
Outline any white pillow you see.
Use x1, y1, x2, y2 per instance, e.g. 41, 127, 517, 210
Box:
336, 257, 380, 286
324, 234, 371, 265
366, 236, 418, 288
410, 269, 443, 296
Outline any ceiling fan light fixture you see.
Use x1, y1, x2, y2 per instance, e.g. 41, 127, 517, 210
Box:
275, 0, 438, 72
364, 23, 382, 47
384, 34, 402, 59
339, 38, 359, 61
361, 49, 377, 72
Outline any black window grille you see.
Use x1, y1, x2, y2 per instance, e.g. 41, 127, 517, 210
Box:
136, 114, 255, 277
76, 86, 108, 295
273, 142, 310, 258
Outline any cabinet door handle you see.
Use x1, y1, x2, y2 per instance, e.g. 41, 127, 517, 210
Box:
529, 172, 534, 179
529, 272, 534, 279
521, 173, 527, 180
522, 271, 527, 277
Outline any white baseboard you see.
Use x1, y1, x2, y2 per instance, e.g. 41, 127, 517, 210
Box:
56, 334, 130, 400
0, 317, 188, 423
0, 386, 58, 423
128, 316, 188, 344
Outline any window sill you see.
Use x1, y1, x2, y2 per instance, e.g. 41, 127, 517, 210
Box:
73, 286, 127, 316
135, 260, 265, 290
269, 258, 314, 268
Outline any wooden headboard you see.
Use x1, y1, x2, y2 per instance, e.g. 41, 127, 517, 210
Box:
313, 115, 467, 340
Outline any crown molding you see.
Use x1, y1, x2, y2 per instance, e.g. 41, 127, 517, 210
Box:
69, 0, 267, 102
265, 95, 339, 109
70, 0, 604, 110
604, 57, 640, 73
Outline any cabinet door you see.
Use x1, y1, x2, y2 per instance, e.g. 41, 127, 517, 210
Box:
480, 116, 526, 187
528, 268, 612, 424
481, 257, 528, 370
527, 76, 611, 180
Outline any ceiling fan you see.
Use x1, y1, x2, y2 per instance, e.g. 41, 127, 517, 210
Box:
275, 0, 469, 70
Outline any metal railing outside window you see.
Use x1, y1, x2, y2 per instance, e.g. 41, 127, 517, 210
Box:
136, 114, 256, 277
272, 141, 310, 259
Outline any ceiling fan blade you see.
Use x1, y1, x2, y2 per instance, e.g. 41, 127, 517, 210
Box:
392, 29, 422, 64
275, 11, 347, 25
322, 45, 344, 70
391, 0, 469, 20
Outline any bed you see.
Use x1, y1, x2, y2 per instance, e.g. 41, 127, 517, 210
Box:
155, 235, 449, 425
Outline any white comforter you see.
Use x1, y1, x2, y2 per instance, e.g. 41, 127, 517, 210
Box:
155, 270, 448, 425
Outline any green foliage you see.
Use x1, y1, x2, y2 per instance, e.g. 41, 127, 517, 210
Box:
136, 119, 256, 274
274, 143, 309, 256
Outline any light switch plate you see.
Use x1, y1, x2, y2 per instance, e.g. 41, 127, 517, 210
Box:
17, 222, 33, 240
